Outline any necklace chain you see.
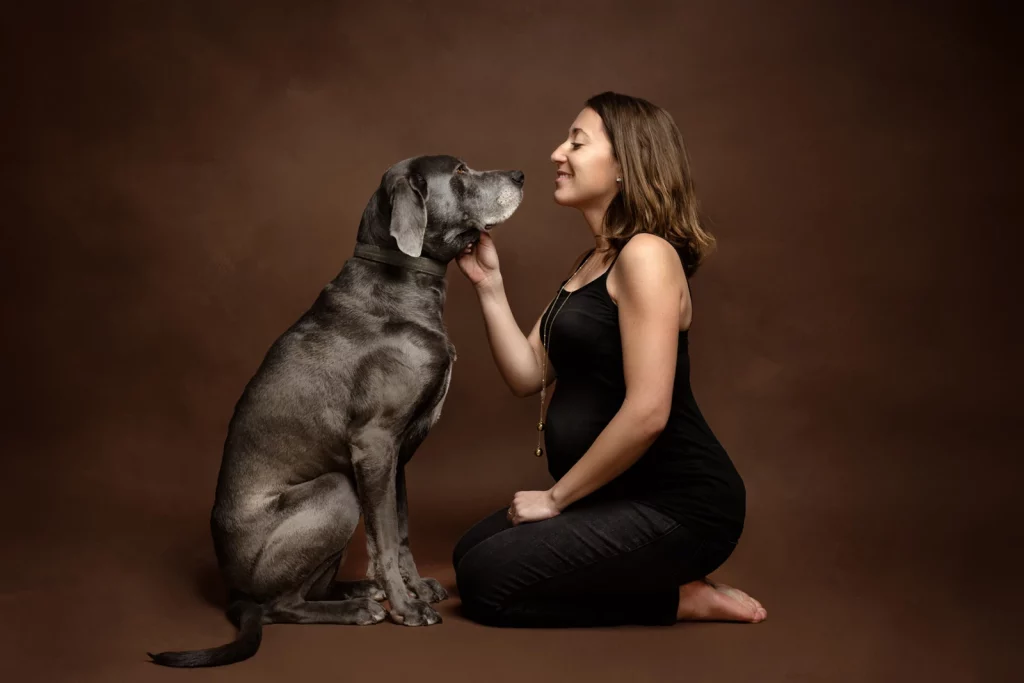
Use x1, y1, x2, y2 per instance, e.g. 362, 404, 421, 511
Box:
534, 251, 595, 457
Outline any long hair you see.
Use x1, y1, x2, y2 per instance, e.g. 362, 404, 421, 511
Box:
584, 91, 716, 277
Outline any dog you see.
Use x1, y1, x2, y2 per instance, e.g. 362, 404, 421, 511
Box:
148, 155, 525, 667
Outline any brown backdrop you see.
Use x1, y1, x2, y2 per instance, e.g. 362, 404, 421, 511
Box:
1, 1, 1018, 681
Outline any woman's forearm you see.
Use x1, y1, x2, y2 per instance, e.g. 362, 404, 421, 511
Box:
475, 275, 542, 397
549, 404, 666, 509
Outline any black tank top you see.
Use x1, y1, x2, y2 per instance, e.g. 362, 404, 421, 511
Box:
539, 242, 746, 540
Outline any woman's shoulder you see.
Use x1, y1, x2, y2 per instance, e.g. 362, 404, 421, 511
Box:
616, 233, 684, 271
606, 233, 690, 304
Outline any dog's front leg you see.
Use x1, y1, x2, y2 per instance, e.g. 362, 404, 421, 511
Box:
352, 430, 441, 626
396, 464, 448, 603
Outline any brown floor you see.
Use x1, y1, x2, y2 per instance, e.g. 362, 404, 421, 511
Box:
1, 419, 1015, 682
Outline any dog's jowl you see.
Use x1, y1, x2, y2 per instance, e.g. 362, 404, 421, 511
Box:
148, 156, 525, 667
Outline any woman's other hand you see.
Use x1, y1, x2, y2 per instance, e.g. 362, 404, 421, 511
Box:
507, 489, 562, 525
456, 231, 501, 289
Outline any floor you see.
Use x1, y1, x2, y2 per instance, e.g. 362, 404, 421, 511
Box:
0, 428, 1010, 683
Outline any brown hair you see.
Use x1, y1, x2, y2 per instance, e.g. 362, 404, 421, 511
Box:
584, 91, 716, 278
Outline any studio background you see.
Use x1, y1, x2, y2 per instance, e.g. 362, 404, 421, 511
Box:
1, 1, 1017, 681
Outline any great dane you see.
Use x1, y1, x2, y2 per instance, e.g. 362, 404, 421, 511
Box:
148, 155, 525, 667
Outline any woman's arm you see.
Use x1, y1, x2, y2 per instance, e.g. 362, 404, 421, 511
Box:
475, 277, 551, 397
548, 235, 686, 510
474, 248, 592, 398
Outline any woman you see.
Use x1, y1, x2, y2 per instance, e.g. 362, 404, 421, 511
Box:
451, 92, 766, 627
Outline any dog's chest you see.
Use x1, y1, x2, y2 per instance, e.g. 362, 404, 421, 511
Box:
398, 334, 454, 464
424, 335, 456, 425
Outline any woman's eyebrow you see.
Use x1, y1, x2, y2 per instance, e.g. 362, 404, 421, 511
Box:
569, 127, 590, 140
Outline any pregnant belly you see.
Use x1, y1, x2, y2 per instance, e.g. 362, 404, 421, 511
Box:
543, 384, 620, 480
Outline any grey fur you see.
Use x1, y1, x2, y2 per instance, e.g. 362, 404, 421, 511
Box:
148, 155, 524, 667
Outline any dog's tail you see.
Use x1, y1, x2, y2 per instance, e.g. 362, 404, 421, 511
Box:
147, 599, 264, 668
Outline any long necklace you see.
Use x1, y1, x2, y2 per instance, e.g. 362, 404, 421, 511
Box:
534, 251, 595, 457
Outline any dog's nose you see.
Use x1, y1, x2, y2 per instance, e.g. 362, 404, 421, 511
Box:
510, 170, 525, 186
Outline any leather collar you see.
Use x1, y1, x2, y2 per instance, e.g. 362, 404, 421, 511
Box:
352, 243, 448, 278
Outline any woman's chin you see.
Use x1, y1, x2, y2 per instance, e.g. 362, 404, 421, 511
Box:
552, 189, 577, 207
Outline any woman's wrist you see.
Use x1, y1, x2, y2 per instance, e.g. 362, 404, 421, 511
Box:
474, 273, 504, 297
547, 486, 570, 512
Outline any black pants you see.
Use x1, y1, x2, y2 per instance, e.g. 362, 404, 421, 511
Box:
452, 496, 739, 627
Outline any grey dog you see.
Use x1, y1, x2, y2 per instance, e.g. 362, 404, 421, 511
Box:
148, 155, 525, 667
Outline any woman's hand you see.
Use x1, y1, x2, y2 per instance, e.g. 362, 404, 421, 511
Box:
455, 231, 501, 289
506, 489, 562, 525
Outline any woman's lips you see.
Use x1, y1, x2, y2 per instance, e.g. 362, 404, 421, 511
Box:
555, 172, 573, 184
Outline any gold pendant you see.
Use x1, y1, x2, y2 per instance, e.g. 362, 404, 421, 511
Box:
534, 447, 543, 457
537, 421, 544, 431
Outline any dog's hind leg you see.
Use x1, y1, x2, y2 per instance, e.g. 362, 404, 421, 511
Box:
253, 472, 387, 626
326, 579, 386, 601
268, 598, 386, 625
266, 552, 387, 625
249, 473, 355, 593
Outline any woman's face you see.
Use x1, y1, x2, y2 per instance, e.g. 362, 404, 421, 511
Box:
550, 107, 621, 210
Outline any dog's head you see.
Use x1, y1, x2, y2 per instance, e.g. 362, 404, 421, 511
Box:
369, 155, 524, 261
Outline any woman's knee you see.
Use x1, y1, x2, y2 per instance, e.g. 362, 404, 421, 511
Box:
454, 546, 507, 615
451, 529, 482, 574
451, 507, 511, 572
459, 594, 505, 626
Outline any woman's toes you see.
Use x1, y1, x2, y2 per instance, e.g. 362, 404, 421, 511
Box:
713, 584, 766, 623
748, 602, 766, 622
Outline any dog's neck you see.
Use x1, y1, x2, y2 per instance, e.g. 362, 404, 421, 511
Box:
352, 243, 448, 278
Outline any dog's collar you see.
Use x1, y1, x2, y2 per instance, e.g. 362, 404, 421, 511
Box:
352, 243, 448, 278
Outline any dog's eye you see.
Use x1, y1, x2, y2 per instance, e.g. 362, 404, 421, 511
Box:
455, 166, 467, 175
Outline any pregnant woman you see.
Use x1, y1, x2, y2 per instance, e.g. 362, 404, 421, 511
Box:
451, 91, 766, 627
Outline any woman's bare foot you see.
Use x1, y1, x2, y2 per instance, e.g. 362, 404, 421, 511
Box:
676, 577, 767, 622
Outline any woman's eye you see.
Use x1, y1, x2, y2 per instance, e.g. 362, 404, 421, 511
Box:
570, 143, 582, 150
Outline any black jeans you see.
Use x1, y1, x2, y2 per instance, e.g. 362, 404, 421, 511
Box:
452, 496, 739, 627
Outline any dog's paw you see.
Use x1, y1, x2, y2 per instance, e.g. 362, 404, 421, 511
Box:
329, 579, 386, 602
354, 598, 388, 625
409, 577, 449, 604
389, 599, 442, 626
356, 580, 387, 602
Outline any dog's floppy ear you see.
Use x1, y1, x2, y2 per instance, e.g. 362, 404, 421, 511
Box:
388, 171, 428, 257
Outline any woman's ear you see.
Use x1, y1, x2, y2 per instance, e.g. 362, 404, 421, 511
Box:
388, 171, 428, 257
